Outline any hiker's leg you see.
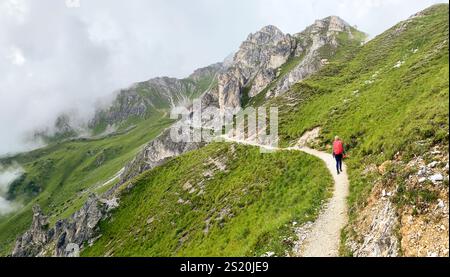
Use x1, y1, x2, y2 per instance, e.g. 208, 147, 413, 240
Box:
335, 155, 340, 173
339, 155, 343, 171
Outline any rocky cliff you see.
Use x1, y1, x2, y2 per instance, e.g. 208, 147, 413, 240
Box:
215, 16, 364, 111
115, 128, 205, 188
267, 16, 359, 98
12, 194, 115, 257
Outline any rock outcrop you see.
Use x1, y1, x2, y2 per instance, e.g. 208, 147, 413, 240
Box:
214, 16, 364, 111
346, 143, 449, 257
217, 25, 296, 110
12, 194, 112, 257
268, 16, 357, 98
11, 205, 50, 257
116, 128, 205, 186
347, 198, 400, 257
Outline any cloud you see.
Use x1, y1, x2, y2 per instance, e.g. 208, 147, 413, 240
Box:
6, 46, 26, 66
0, 0, 29, 23
0, 0, 447, 156
0, 164, 24, 216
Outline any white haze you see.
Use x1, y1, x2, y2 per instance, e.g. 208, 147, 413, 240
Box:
0, 164, 24, 215
0, 0, 447, 156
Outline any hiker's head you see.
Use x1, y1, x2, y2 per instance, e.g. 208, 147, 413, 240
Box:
335, 136, 340, 141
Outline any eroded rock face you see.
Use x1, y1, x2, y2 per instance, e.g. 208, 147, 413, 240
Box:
12, 194, 108, 257
117, 128, 205, 186
236, 25, 296, 97
346, 143, 449, 257
348, 199, 399, 257
12, 205, 50, 257
218, 25, 296, 110
218, 67, 245, 111
216, 17, 361, 111
267, 16, 355, 98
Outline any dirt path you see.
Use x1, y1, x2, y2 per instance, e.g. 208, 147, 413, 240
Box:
222, 136, 349, 257
294, 147, 349, 257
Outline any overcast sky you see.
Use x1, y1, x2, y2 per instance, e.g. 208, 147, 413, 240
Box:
0, 0, 448, 156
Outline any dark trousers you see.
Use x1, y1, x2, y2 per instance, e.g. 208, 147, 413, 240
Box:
335, 154, 343, 173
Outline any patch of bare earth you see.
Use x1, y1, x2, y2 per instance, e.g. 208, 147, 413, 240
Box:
346, 144, 449, 257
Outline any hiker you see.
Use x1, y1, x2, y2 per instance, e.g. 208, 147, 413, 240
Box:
332, 136, 345, 174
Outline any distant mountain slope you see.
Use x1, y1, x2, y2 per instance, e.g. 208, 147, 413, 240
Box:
0, 115, 173, 255
89, 63, 223, 134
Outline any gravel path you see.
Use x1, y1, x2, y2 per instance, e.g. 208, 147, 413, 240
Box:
222, 136, 349, 257
294, 147, 349, 257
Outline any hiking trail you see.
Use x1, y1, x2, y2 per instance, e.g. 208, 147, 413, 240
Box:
222, 134, 349, 257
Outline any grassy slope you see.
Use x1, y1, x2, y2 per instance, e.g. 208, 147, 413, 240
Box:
83, 143, 332, 257
265, 4, 448, 252
92, 71, 217, 135
0, 57, 219, 256
0, 113, 174, 255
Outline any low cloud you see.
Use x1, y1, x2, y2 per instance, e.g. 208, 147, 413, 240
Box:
0, 163, 24, 216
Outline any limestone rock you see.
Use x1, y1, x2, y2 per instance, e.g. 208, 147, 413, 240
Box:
267, 16, 357, 98
217, 25, 296, 110
429, 173, 444, 183
116, 128, 205, 187
12, 205, 51, 257
350, 199, 399, 257
215, 16, 363, 111
12, 194, 109, 257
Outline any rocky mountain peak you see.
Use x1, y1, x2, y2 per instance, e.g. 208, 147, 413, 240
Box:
215, 16, 364, 111
245, 25, 286, 44
217, 24, 296, 110
326, 16, 350, 32
235, 24, 294, 69
296, 15, 353, 41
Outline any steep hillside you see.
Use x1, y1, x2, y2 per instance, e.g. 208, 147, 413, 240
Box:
82, 143, 332, 257
264, 3, 449, 256
0, 63, 221, 255
0, 115, 173, 255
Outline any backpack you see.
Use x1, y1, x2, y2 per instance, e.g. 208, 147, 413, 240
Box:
333, 140, 344, 155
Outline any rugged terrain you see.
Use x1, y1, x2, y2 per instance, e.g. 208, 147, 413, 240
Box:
0, 4, 448, 257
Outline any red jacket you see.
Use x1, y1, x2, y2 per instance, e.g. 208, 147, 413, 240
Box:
333, 140, 344, 155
